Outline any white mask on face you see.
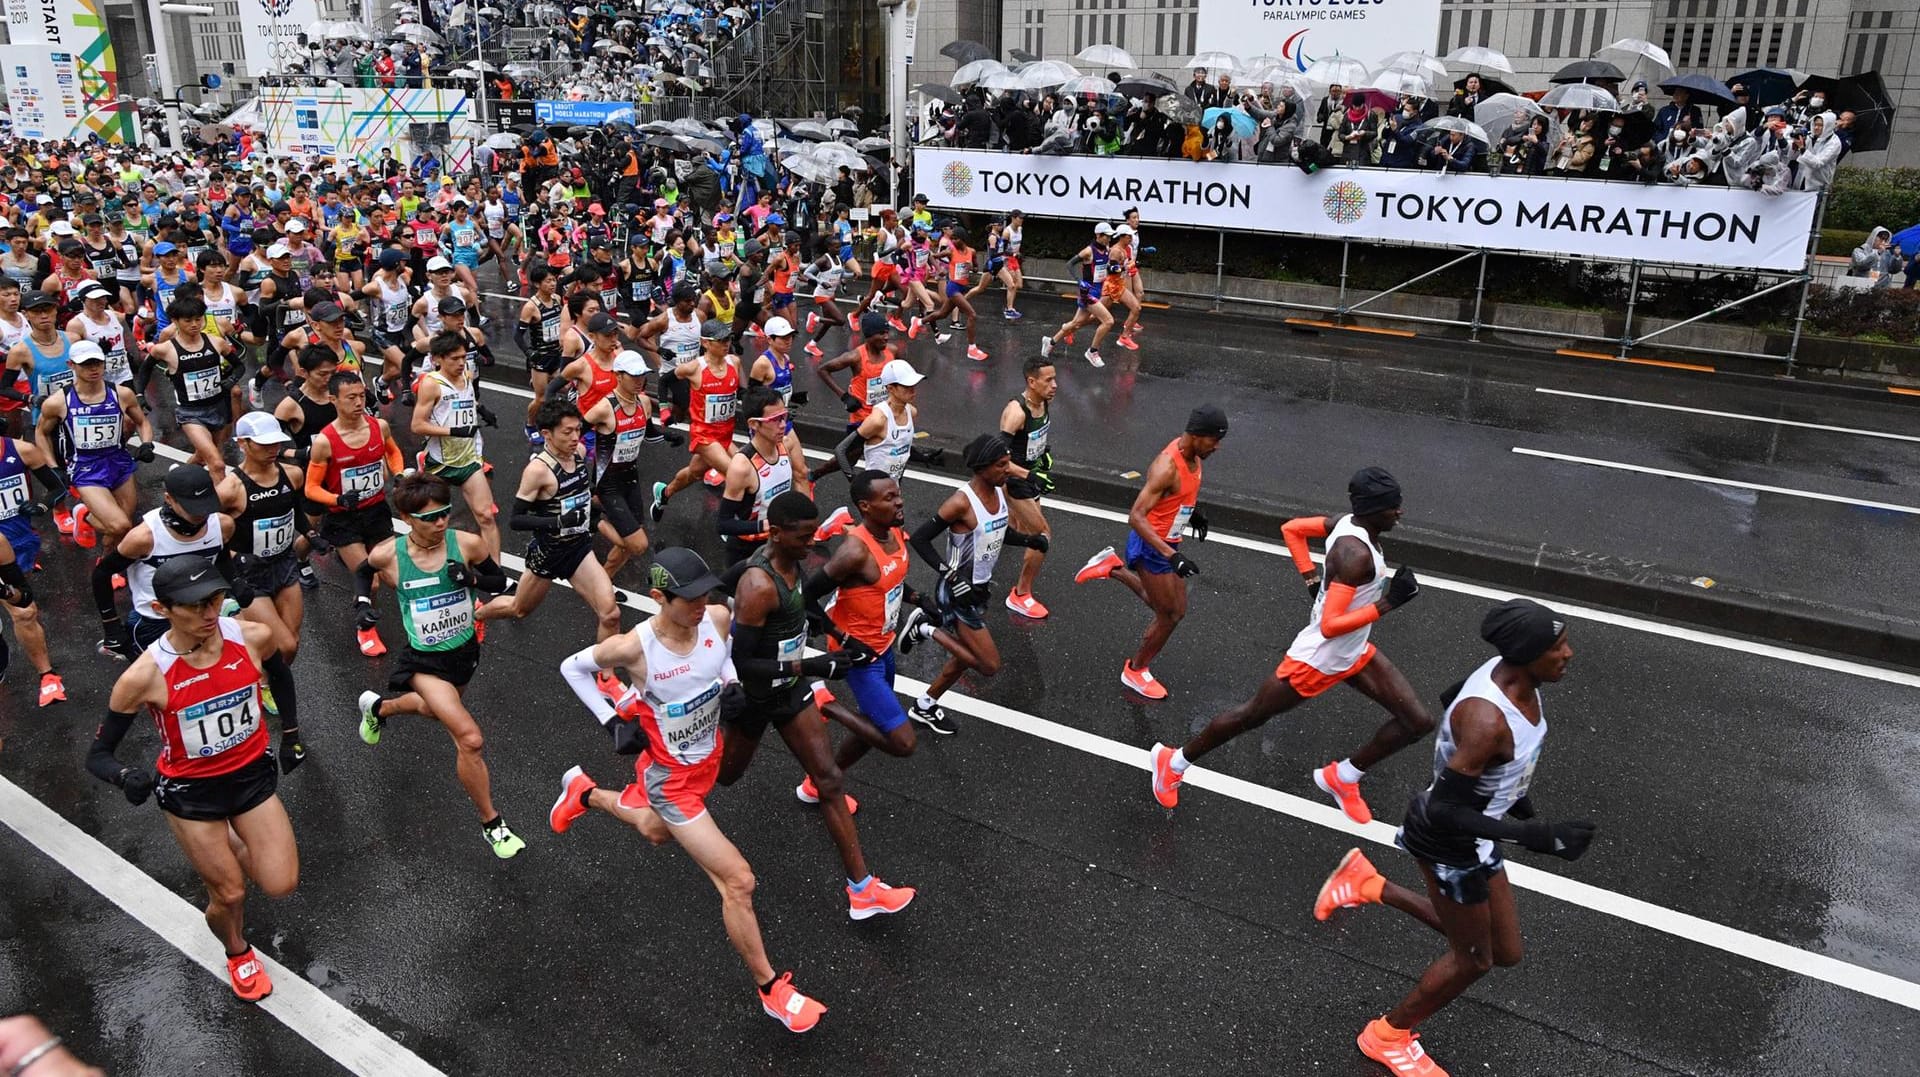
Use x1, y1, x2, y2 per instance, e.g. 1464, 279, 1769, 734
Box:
1810, 95, 1824, 108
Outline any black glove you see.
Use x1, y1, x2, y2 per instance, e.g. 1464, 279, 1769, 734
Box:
303, 530, 332, 556
477, 403, 499, 428
1188, 509, 1210, 542
132, 440, 157, 463
337, 489, 364, 511
23, 499, 47, 517
446, 561, 476, 589
279, 729, 306, 774
120, 766, 155, 806
800, 652, 858, 680
1170, 552, 1199, 578
1384, 564, 1420, 609
100, 618, 140, 662
559, 504, 591, 529
718, 682, 747, 725
605, 715, 648, 755
1521, 819, 1597, 861
942, 567, 978, 606
1507, 795, 1536, 821
789, 390, 809, 408
1302, 574, 1321, 602
227, 568, 257, 610
354, 598, 378, 630
446, 423, 478, 440
835, 635, 880, 667
840, 390, 861, 413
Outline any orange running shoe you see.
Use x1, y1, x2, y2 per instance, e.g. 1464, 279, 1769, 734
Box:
1314, 847, 1382, 921
356, 625, 387, 657
794, 775, 859, 815
813, 505, 853, 543
1115, 334, 1138, 351
227, 947, 273, 1002
1121, 661, 1167, 700
804, 340, 825, 357
550, 765, 596, 833
966, 344, 988, 361
1148, 742, 1183, 808
1314, 762, 1374, 825
887, 315, 908, 333
37, 672, 65, 707
70, 504, 97, 548
1003, 589, 1049, 619
759, 972, 827, 1033
1074, 546, 1121, 584
703, 468, 725, 487
847, 877, 915, 920
1357, 1017, 1448, 1076
52, 504, 74, 537
809, 681, 835, 710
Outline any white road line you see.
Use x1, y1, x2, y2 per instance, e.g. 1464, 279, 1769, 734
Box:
1512, 446, 1920, 515
113, 444, 1920, 1018
460, 380, 1920, 689
0, 778, 447, 1077
1535, 387, 1920, 443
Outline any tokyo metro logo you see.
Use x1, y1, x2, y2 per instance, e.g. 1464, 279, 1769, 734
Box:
941, 160, 974, 197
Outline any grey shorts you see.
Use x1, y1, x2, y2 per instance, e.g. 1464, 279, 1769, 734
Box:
1398, 829, 1505, 906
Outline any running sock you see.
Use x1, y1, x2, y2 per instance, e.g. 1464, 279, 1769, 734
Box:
481, 815, 503, 830
1335, 759, 1365, 785
578, 787, 594, 810
1169, 748, 1191, 774
758, 975, 779, 993
848, 875, 872, 893
1359, 874, 1386, 903
915, 693, 937, 711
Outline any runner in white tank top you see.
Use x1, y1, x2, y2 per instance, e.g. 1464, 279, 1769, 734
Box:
1148, 467, 1434, 830
1310, 598, 1588, 1077
549, 547, 830, 1034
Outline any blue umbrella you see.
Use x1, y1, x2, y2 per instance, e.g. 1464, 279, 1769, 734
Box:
1657, 73, 1735, 107
1202, 106, 1256, 139
1889, 224, 1920, 258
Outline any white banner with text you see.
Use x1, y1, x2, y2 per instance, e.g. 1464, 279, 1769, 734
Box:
915, 148, 1818, 272
1195, 0, 1441, 79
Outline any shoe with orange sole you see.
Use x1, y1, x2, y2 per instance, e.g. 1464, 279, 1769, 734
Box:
759, 972, 827, 1033
1074, 546, 1121, 584
1314, 847, 1383, 921
1148, 742, 1182, 808
1313, 762, 1374, 825
37, 672, 65, 707
227, 947, 273, 1002
550, 765, 595, 833
847, 877, 915, 920
1357, 1017, 1448, 1076
794, 775, 859, 815
1121, 661, 1166, 700
356, 625, 387, 657
1004, 589, 1048, 619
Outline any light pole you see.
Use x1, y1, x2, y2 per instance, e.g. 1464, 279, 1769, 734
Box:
145, 1, 213, 151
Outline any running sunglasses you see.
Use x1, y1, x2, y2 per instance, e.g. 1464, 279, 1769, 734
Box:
412, 504, 454, 521
751, 410, 790, 427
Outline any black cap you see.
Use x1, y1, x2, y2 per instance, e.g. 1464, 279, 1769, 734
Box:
437, 295, 468, 315
1480, 598, 1566, 664
309, 301, 345, 323
963, 432, 1012, 471
150, 553, 230, 606
586, 311, 619, 334
648, 547, 721, 599
700, 318, 732, 341
57, 238, 83, 255
1348, 466, 1402, 516
1185, 404, 1229, 438
20, 290, 57, 310
163, 463, 223, 518
859, 311, 889, 338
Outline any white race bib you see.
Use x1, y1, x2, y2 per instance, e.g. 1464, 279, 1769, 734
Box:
72, 411, 120, 451
252, 510, 295, 558
1168, 503, 1194, 542
0, 473, 26, 520
183, 365, 222, 402
341, 460, 385, 496
702, 393, 735, 424
177, 685, 260, 758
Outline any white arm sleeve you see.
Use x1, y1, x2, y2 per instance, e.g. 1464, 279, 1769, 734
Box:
560, 646, 617, 724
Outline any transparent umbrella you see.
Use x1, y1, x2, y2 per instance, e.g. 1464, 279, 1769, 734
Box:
980, 71, 1024, 92
1017, 60, 1080, 89
811, 141, 866, 168
1425, 116, 1491, 143
1303, 54, 1370, 88
1059, 76, 1118, 98
1445, 46, 1513, 74
787, 120, 832, 141
721, 5, 747, 16
1074, 44, 1136, 70
1377, 50, 1448, 84
950, 58, 1006, 87
1187, 50, 1241, 71
1473, 92, 1545, 129
395, 23, 441, 42
1364, 68, 1433, 99
1539, 82, 1620, 111
1601, 37, 1673, 74
782, 153, 838, 184
484, 132, 523, 150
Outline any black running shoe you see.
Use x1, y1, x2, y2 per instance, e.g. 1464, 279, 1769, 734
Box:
909, 700, 956, 735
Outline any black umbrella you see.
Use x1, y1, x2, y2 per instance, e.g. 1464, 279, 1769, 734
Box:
1658, 73, 1736, 107
1726, 68, 1799, 107
1115, 73, 1179, 98
1007, 47, 1038, 64
1453, 74, 1516, 98
1551, 59, 1625, 84
1799, 71, 1894, 153
941, 39, 991, 65
646, 133, 692, 152
913, 81, 961, 105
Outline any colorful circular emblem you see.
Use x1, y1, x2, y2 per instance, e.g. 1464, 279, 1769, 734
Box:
1322, 180, 1366, 225
940, 160, 973, 198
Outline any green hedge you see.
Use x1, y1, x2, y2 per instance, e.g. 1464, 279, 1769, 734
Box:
1803, 285, 1920, 341
1826, 167, 1920, 233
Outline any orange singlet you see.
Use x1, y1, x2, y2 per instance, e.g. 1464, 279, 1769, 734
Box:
1143, 437, 1201, 542
829, 525, 909, 651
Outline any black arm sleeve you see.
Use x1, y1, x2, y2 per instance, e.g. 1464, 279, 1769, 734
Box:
514, 317, 534, 354
909, 514, 950, 574
834, 427, 863, 473
1507, 795, 1536, 820
715, 494, 759, 537
86, 708, 139, 785
261, 651, 297, 729
542, 373, 573, 402
729, 619, 790, 680
0, 561, 33, 608
353, 559, 379, 604
510, 496, 560, 532
465, 556, 510, 594
1423, 767, 1535, 843
1005, 528, 1042, 549
92, 548, 135, 619
30, 464, 67, 508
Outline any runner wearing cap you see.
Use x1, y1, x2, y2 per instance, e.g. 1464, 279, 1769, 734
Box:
86, 553, 304, 1002
516, 264, 566, 446
93, 463, 238, 660
305, 370, 406, 657
1075, 405, 1226, 700
7, 290, 75, 425
1040, 223, 1115, 369
42, 237, 98, 318
1146, 467, 1432, 820
1103, 227, 1142, 351
411, 330, 501, 559
549, 311, 623, 439
67, 283, 133, 389
747, 315, 803, 409
820, 360, 920, 534
650, 317, 740, 523
1318, 600, 1591, 1077
217, 412, 317, 667
361, 248, 415, 397
617, 232, 657, 323
581, 349, 655, 583
904, 433, 1048, 735
478, 396, 622, 652
104, 204, 146, 308
253, 243, 303, 385
433, 293, 496, 374
814, 312, 893, 435
998, 355, 1056, 619
147, 293, 237, 479
277, 297, 369, 393
852, 212, 905, 320
549, 546, 831, 1033
34, 338, 151, 554
717, 386, 811, 566
354, 473, 524, 859
0, 431, 74, 706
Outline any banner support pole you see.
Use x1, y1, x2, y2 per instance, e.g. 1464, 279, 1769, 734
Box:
1212, 230, 1224, 313
1783, 193, 1826, 379
1469, 249, 1488, 342
1336, 240, 1350, 319
1617, 259, 1642, 359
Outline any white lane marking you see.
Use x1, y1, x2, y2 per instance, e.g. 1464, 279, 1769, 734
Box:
143, 444, 1920, 1014
0, 778, 447, 1077
1512, 447, 1920, 515
1535, 387, 1920, 444
460, 382, 1920, 689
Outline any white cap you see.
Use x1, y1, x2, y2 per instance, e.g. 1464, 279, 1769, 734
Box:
1112, 224, 1136, 237
67, 340, 107, 365
78, 282, 112, 302
235, 411, 292, 445
612, 349, 650, 376
762, 316, 795, 337
34, 194, 51, 204
1093, 221, 1113, 235
266, 243, 291, 258
426, 255, 452, 271
286, 218, 307, 232
878, 358, 924, 387
49, 219, 76, 235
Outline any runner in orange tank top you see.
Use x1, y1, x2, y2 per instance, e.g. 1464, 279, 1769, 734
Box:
1073, 405, 1227, 701
651, 318, 741, 523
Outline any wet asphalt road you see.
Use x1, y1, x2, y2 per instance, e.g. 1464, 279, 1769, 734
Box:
3, 288, 1919, 1075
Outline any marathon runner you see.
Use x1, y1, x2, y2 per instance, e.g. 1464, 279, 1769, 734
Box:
354, 473, 525, 859
34, 339, 152, 556
66, 282, 134, 390
716, 386, 810, 566
1039, 222, 1115, 369
998, 355, 1056, 619
6, 291, 73, 423
85, 554, 303, 1001
516, 263, 566, 445
1103, 226, 1142, 352
1074, 405, 1226, 700
1316, 599, 1592, 1077
649, 318, 739, 522
0, 433, 71, 705
217, 412, 317, 666
798, 253, 848, 359
93, 464, 237, 660
304, 371, 405, 656
993, 210, 1025, 319
548, 547, 830, 1033
580, 349, 655, 583
746, 315, 801, 408
926, 227, 988, 361
817, 358, 920, 538
410, 330, 501, 560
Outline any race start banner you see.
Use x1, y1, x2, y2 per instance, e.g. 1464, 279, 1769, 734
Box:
534, 99, 636, 125
0, 0, 135, 142
262, 87, 480, 170
1196, 0, 1442, 77
915, 148, 1819, 273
